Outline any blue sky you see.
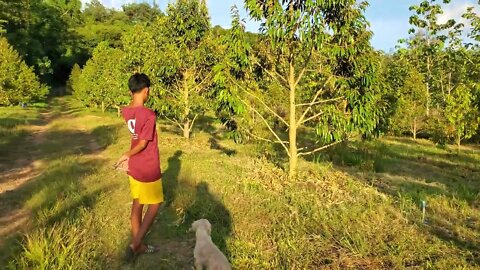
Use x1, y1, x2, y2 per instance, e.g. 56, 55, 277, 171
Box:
82, 0, 479, 51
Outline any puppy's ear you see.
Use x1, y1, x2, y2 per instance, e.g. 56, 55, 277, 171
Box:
190, 220, 198, 232
206, 221, 211, 235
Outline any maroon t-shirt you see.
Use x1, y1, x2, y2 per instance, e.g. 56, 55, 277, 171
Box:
121, 106, 161, 182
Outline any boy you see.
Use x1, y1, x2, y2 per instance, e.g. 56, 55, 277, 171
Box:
115, 73, 163, 260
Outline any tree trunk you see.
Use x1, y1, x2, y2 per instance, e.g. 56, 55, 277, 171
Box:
426, 56, 431, 117
183, 120, 190, 139
412, 117, 417, 140
101, 101, 105, 113
456, 133, 461, 151
448, 72, 452, 95
117, 106, 120, 118
440, 74, 445, 102
425, 82, 430, 117
183, 70, 191, 139
288, 60, 297, 178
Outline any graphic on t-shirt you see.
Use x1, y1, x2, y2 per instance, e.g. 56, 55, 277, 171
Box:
127, 119, 138, 140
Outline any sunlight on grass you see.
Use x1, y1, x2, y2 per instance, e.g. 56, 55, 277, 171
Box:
8, 221, 98, 270
2, 98, 480, 269
0, 106, 43, 167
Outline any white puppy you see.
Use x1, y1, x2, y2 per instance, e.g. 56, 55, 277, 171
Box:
190, 219, 231, 270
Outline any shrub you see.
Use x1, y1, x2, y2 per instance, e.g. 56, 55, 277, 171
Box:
0, 38, 48, 106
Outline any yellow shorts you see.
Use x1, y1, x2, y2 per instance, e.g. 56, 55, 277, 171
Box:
129, 176, 164, 205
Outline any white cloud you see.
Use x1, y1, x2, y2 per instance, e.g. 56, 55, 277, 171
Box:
438, 0, 479, 25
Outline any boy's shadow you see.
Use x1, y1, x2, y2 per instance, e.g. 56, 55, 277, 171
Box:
184, 182, 233, 258
162, 150, 183, 207
160, 151, 233, 259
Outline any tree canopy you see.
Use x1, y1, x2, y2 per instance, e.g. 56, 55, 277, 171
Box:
1, 0, 478, 173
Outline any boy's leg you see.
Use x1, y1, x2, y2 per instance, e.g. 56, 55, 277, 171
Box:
131, 203, 161, 251
130, 199, 143, 246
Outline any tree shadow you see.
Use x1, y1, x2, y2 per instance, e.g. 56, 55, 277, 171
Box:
208, 136, 237, 156
426, 216, 480, 265
0, 110, 48, 170
323, 139, 480, 202
320, 138, 480, 262
0, 126, 31, 170
0, 99, 124, 265
0, 116, 44, 129
158, 121, 181, 137
162, 151, 183, 207
38, 129, 114, 159
0, 159, 111, 265
1, 159, 109, 221
254, 140, 289, 170
381, 137, 480, 169
0, 100, 122, 175
158, 115, 217, 138
192, 116, 217, 134
0, 124, 122, 178
91, 124, 123, 149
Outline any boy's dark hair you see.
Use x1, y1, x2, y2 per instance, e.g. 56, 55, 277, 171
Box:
128, 73, 151, 93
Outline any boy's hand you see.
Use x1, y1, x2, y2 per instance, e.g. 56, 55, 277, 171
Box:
114, 139, 148, 172
114, 155, 129, 172
116, 154, 129, 165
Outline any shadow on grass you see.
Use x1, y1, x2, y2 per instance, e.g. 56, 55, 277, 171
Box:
192, 116, 217, 134
0, 99, 124, 265
0, 159, 112, 265
151, 180, 233, 265
158, 115, 217, 138
320, 138, 480, 264
0, 110, 47, 169
132, 152, 232, 269
322, 139, 480, 202
0, 122, 122, 177
38, 129, 114, 159
183, 182, 233, 257
0, 160, 108, 222
0, 127, 31, 169
0, 117, 43, 129
209, 136, 237, 156
163, 151, 183, 207
0, 98, 123, 173
91, 124, 123, 149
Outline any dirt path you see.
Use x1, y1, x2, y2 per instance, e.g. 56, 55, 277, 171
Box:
0, 111, 53, 241
0, 111, 52, 193
0, 100, 195, 268
0, 104, 102, 247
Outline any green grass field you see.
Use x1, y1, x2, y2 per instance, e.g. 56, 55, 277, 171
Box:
0, 98, 479, 269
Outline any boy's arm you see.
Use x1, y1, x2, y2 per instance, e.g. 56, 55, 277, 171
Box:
115, 113, 156, 168
115, 140, 149, 166
124, 139, 149, 157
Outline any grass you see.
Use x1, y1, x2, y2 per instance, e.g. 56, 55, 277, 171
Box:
0, 97, 479, 269
0, 105, 44, 169
322, 138, 480, 266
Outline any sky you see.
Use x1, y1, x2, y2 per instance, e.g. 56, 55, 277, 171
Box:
81, 0, 480, 52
